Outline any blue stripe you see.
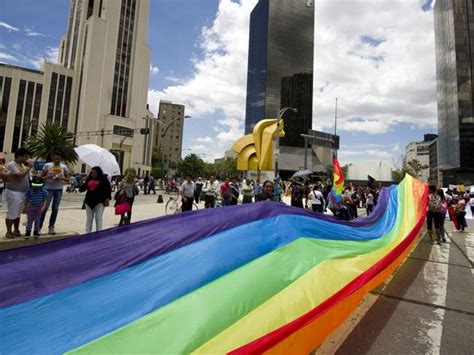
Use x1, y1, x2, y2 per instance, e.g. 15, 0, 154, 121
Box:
0, 187, 398, 354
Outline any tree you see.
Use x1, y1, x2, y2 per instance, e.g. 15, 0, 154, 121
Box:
204, 158, 238, 179
177, 154, 206, 177
27, 122, 78, 164
406, 159, 428, 178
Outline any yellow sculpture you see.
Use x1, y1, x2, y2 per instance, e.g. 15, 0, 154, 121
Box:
231, 119, 284, 171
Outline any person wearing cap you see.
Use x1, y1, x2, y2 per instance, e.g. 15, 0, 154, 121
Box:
24, 177, 49, 239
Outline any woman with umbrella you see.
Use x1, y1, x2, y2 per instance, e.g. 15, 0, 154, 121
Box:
79, 166, 112, 233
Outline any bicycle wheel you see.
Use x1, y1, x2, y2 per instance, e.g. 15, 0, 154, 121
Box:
165, 199, 179, 215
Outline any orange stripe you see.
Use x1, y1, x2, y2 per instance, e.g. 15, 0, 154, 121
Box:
263, 232, 421, 355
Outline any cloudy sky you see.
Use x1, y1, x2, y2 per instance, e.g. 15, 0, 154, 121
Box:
0, 0, 438, 165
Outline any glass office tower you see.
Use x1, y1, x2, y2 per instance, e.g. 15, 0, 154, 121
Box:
245, 0, 314, 148
434, 0, 474, 184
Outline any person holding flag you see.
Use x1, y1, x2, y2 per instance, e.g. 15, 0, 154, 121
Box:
327, 154, 350, 220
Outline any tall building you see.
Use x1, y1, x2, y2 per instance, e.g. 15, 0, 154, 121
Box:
434, 0, 474, 185
155, 100, 185, 164
244, 0, 314, 145
404, 134, 438, 183
0, 0, 154, 176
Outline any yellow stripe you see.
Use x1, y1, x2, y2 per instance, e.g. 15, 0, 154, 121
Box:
194, 177, 423, 354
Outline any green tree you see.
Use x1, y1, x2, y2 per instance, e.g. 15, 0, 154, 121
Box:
177, 154, 206, 177
204, 158, 238, 179
27, 122, 78, 163
406, 159, 428, 178
151, 167, 164, 179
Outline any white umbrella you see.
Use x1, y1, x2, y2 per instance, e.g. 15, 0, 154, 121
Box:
74, 144, 121, 177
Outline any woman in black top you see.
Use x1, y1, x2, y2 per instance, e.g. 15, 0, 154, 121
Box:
256, 180, 274, 202
79, 166, 111, 233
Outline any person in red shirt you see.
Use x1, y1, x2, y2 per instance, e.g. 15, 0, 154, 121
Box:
220, 177, 232, 206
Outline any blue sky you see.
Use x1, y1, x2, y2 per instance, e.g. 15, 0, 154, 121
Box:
0, 0, 438, 166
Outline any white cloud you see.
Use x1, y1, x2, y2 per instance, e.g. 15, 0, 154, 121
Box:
24, 27, 48, 37
0, 52, 18, 62
196, 136, 213, 143
29, 46, 58, 69
0, 21, 20, 32
150, 64, 159, 75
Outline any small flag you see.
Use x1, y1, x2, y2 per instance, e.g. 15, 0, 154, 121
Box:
332, 155, 344, 202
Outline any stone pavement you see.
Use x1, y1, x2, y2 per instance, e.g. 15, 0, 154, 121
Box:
316, 220, 474, 354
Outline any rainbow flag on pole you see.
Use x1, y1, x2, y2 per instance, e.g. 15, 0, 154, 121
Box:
332, 155, 345, 202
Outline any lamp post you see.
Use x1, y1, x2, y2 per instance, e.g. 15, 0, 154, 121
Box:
274, 107, 298, 179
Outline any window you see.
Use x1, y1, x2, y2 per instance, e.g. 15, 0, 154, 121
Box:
0, 77, 12, 151
47, 73, 58, 122
12, 80, 26, 151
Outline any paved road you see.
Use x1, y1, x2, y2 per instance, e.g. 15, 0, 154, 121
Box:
330, 225, 474, 355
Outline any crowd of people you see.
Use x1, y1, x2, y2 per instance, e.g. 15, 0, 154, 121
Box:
1, 147, 473, 238
427, 185, 472, 244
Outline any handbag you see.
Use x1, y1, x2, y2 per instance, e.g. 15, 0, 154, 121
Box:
115, 201, 131, 215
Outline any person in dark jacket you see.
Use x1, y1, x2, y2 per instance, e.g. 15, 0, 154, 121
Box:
79, 166, 112, 233
256, 180, 274, 202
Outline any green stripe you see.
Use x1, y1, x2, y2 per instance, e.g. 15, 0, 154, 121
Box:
70, 184, 408, 354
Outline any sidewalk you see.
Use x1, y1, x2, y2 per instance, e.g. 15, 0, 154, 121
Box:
316, 220, 474, 354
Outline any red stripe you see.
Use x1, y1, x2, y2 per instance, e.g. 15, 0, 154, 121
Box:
230, 185, 428, 354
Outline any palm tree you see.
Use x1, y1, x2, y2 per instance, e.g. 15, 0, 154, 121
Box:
27, 122, 78, 164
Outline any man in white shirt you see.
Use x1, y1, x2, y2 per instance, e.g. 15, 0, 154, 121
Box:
180, 175, 195, 212
309, 185, 324, 213
202, 176, 219, 208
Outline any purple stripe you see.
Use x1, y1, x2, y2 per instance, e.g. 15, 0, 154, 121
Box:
0, 188, 389, 308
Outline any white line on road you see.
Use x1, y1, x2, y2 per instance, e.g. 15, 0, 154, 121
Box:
420, 240, 450, 355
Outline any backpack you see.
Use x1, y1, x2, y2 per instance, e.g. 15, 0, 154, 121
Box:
439, 200, 448, 214
428, 194, 441, 213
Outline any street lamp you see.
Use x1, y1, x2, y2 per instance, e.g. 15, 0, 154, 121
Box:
274, 107, 298, 178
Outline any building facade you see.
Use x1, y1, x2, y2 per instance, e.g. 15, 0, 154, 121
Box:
404, 134, 438, 183
0, 0, 154, 176
428, 138, 440, 186
434, 0, 474, 185
155, 100, 185, 164
244, 0, 314, 147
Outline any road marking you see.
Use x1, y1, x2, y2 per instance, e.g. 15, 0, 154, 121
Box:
420, 240, 450, 355
464, 232, 474, 276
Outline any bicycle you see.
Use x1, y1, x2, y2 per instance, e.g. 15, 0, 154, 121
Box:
165, 196, 199, 215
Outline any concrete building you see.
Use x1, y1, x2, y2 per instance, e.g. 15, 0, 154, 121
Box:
0, 0, 154, 176
428, 138, 440, 186
404, 134, 438, 183
434, 0, 474, 185
155, 100, 185, 164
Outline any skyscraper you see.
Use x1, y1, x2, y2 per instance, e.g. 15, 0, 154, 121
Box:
0, 0, 154, 176
245, 0, 314, 149
434, 0, 474, 185
156, 100, 185, 164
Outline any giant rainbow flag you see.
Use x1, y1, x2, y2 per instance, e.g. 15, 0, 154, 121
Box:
0, 175, 427, 354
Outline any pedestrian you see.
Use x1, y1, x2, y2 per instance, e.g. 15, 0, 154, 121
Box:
366, 189, 375, 215
469, 193, 474, 217
202, 175, 219, 208
4, 148, 31, 238
143, 172, 150, 195
194, 177, 204, 204
149, 175, 156, 194
229, 177, 240, 205
180, 175, 195, 212
290, 180, 304, 208
455, 196, 468, 232
0, 154, 7, 208
241, 179, 253, 204
254, 179, 262, 201
79, 166, 112, 233
427, 185, 442, 244
40, 151, 70, 235
24, 177, 49, 239
220, 177, 232, 206
437, 189, 448, 242
309, 184, 324, 213
272, 177, 282, 202
256, 180, 274, 201
116, 171, 139, 225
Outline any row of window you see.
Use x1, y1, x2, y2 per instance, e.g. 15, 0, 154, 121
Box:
47, 73, 73, 129
110, 0, 137, 118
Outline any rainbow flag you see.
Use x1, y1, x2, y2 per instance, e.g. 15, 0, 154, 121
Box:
0, 176, 427, 354
332, 155, 345, 202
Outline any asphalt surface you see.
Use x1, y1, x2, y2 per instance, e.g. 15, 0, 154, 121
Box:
335, 224, 474, 355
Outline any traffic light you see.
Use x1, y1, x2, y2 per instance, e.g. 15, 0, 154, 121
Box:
140, 128, 150, 135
